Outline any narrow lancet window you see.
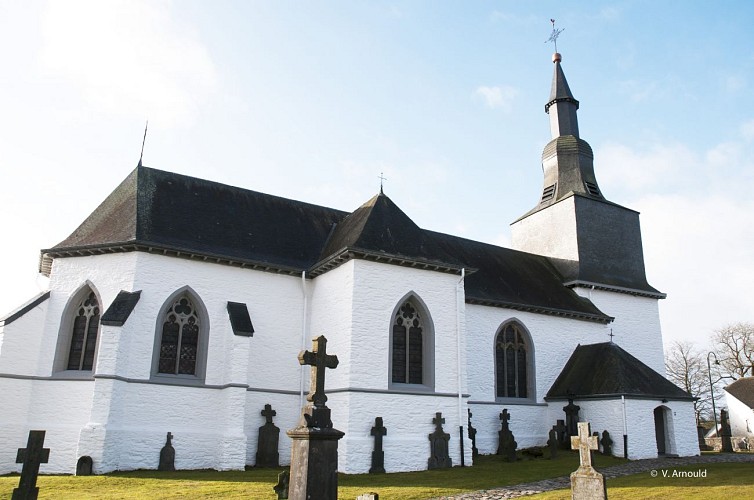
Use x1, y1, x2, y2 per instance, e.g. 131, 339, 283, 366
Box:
392, 300, 423, 384
496, 322, 528, 398
158, 296, 200, 375
67, 291, 100, 370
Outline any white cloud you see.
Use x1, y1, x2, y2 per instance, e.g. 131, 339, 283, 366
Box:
740, 119, 754, 142
595, 141, 690, 191
473, 85, 519, 111
39, 0, 217, 126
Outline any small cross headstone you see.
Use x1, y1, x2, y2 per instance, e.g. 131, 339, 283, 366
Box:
720, 409, 734, 452
299, 335, 339, 428
497, 409, 517, 462
158, 432, 175, 471
76, 456, 93, 476
467, 408, 478, 458
563, 399, 581, 438
569, 422, 607, 500
600, 430, 613, 456
274, 469, 290, 499
554, 419, 568, 449
256, 404, 280, 467
369, 417, 387, 474
547, 428, 559, 459
13, 430, 50, 500
427, 412, 452, 469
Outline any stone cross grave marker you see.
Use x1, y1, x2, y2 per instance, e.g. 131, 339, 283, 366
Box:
600, 430, 613, 456
158, 432, 175, 471
497, 409, 517, 462
467, 408, 478, 458
428, 412, 452, 469
286, 335, 344, 500
13, 430, 50, 500
257, 404, 280, 467
563, 399, 581, 438
553, 419, 568, 449
547, 428, 559, 459
570, 422, 607, 500
369, 417, 387, 474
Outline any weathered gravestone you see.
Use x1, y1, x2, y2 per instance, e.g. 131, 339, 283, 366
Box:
158, 432, 175, 471
497, 409, 517, 462
274, 470, 290, 499
76, 456, 93, 476
428, 412, 452, 469
356, 493, 379, 500
600, 430, 613, 456
13, 430, 50, 500
720, 409, 734, 453
563, 399, 581, 439
467, 408, 478, 458
369, 417, 387, 474
547, 428, 559, 459
697, 425, 711, 451
554, 419, 568, 450
256, 404, 280, 467
286, 335, 344, 500
570, 422, 607, 500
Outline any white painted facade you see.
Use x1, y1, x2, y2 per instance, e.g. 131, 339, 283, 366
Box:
725, 389, 754, 438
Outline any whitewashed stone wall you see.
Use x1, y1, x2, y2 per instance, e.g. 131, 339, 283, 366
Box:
725, 391, 754, 438
510, 197, 578, 261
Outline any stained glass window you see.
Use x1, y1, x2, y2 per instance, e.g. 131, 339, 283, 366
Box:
495, 322, 528, 398
158, 296, 200, 376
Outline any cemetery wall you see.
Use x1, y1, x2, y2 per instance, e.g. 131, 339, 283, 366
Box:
724, 391, 754, 438
573, 288, 665, 375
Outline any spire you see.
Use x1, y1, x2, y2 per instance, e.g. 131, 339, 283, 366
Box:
545, 54, 580, 139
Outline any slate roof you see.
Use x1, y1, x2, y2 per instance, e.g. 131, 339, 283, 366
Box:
42, 165, 612, 323
546, 342, 694, 400
725, 378, 754, 409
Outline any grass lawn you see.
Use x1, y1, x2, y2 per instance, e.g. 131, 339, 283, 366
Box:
531, 462, 754, 500
0, 452, 749, 499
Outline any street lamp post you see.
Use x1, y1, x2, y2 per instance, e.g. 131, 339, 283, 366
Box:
707, 351, 720, 440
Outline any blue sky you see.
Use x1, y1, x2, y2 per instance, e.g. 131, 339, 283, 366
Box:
1, 1, 752, 350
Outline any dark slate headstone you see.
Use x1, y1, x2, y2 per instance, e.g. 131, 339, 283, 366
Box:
13, 430, 50, 500
697, 425, 711, 451
563, 399, 581, 438
227, 301, 254, 337
369, 417, 387, 474
497, 409, 517, 462
467, 408, 478, 458
427, 412, 452, 469
600, 430, 613, 456
100, 290, 141, 326
274, 469, 290, 499
547, 428, 559, 459
256, 404, 280, 467
158, 432, 175, 471
720, 409, 734, 453
554, 419, 569, 449
76, 456, 93, 476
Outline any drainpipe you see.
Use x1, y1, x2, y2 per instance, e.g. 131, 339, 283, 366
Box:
300, 271, 308, 409
622, 395, 628, 458
456, 268, 466, 466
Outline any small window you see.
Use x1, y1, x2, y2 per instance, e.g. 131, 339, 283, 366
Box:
67, 291, 100, 371
158, 295, 201, 375
495, 322, 531, 398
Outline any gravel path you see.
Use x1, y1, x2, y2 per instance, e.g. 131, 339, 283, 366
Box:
430, 453, 754, 500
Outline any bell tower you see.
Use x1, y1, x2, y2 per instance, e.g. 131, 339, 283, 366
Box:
510, 52, 662, 297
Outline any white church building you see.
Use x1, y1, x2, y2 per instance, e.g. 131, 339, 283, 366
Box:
0, 53, 700, 475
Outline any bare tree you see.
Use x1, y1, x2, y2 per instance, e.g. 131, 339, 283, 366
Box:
665, 340, 712, 424
713, 322, 754, 379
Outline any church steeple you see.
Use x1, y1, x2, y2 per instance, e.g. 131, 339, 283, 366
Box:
546, 52, 580, 139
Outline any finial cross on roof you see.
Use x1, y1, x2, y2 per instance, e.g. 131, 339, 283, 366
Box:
545, 18, 565, 53
298, 335, 339, 408
571, 422, 598, 469
378, 172, 387, 194
609, 329, 615, 342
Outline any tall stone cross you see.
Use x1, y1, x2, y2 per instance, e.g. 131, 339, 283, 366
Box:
499, 409, 511, 431
369, 416, 387, 474
13, 430, 50, 500
433, 412, 445, 430
262, 404, 277, 424
299, 335, 339, 408
571, 422, 598, 470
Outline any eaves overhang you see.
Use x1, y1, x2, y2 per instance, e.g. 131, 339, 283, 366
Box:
465, 297, 613, 324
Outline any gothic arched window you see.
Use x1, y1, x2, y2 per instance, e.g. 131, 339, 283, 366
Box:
66, 290, 100, 371
495, 322, 530, 398
158, 295, 201, 375
391, 300, 424, 384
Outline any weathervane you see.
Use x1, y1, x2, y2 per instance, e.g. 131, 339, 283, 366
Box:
545, 19, 564, 53
138, 120, 148, 167
378, 172, 387, 194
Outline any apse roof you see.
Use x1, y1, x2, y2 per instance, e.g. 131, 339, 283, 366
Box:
42, 165, 612, 323
546, 342, 694, 400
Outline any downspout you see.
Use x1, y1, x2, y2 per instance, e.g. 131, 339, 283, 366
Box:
622, 395, 628, 458
456, 268, 466, 466
300, 271, 308, 409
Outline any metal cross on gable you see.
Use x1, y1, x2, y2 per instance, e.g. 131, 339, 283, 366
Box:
299, 335, 339, 408
571, 422, 599, 469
